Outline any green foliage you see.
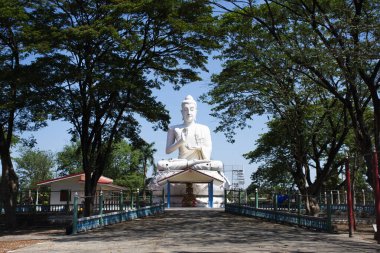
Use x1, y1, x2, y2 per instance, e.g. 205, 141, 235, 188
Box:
113, 171, 144, 190
205, 1, 379, 201
55, 139, 156, 195
0, 0, 49, 137
249, 164, 293, 192
14, 147, 54, 190
103, 140, 146, 179
56, 142, 82, 176
56, 140, 156, 179
104, 140, 156, 193
244, 118, 299, 193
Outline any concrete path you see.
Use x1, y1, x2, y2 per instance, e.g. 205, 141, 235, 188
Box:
6, 208, 380, 253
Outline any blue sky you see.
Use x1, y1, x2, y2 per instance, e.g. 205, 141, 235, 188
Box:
18, 58, 268, 188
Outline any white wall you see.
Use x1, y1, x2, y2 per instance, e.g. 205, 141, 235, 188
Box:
48, 177, 123, 205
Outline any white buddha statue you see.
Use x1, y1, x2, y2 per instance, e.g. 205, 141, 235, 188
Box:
157, 95, 223, 171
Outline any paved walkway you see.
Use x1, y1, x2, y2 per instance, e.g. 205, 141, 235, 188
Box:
3, 208, 380, 253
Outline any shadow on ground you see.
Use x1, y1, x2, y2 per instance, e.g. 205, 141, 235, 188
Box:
42, 209, 380, 253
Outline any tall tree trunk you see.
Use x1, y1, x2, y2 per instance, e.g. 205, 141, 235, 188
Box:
0, 149, 19, 229
83, 171, 96, 217
373, 96, 380, 186
305, 194, 320, 216
351, 117, 374, 186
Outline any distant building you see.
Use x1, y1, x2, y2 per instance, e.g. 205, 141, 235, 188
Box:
36, 173, 127, 205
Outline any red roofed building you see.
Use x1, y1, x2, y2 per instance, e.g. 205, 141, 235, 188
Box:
36, 173, 127, 206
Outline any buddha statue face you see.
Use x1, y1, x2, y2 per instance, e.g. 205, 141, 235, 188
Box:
181, 95, 197, 124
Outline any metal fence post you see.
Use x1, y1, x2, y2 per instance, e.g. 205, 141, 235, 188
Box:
131, 190, 134, 209
119, 190, 123, 222
274, 194, 278, 222
362, 189, 366, 206
327, 194, 332, 232
297, 193, 301, 225
337, 190, 341, 205
66, 191, 70, 213
119, 190, 123, 211
19, 191, 23, 207
162, 188, 165, 205
99, 191, 103, 226
224, 189, 227, 207
73, 192, 78, 234
36, 189, 39, 207
238, 189, 241, 206
255, 188, 258, 208
344, 190, 347, 204
136, 189, 140, 209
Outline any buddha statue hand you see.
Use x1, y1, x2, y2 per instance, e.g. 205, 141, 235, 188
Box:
185, 144, 201, 151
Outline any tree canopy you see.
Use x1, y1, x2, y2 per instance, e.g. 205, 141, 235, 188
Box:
56, 142, 82, 176
14, 147, 54, 189
27, 0, 219, 216
204, 0, 379, 213
0, 0, 50, 228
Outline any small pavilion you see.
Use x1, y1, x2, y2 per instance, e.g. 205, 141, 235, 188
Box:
157, 168, 225, 208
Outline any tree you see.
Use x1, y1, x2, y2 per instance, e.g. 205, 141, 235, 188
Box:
14, 147, 54, 190
249, 166, 293, 193
57, 140, 156, 189
241, 98, 349, 215
56, 142, 82, 176
113, 171, 144, 191
205, 0, 379, 212
103, 140, 145, 179
29, 0, 218, 216
204, 1, 368, 214
104, 140, 156, 198
211, 0, 380, 186
139, 142, 156, 199
0, 0, 49, 228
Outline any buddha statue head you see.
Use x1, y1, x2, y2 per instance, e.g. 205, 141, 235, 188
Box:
181, 95, 197, 125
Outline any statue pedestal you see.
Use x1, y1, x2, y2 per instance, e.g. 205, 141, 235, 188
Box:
148, 168, 230, 208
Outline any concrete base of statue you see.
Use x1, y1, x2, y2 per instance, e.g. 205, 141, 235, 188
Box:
148, 168, 230, 208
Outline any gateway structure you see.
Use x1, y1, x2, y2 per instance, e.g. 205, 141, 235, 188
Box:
149, 95, 230, 207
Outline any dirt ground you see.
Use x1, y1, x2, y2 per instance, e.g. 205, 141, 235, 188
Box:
0, 240, 46, 253
0, 218, 378, 252
0, 227, 66, 253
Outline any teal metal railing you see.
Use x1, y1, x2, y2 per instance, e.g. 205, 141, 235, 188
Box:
10, 189, 161, 215
225, 189, 333, 233
71, 192, 165, 234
